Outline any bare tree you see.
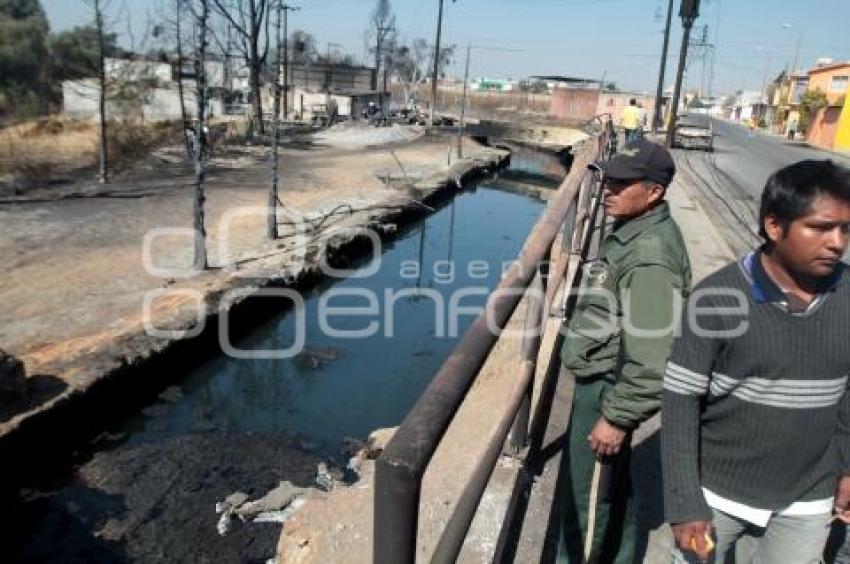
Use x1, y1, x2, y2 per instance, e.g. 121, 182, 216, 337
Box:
176, 1, 190, 155
211, 0, 270, 134
267, 0, 282, 239
165, 0, 192, 156
84, 0, 110, 183
368, 0, 395, 92
395, 38, 451, 105
188, 0, 210, 269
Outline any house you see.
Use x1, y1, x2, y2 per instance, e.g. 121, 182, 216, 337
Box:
471, 78, 518, 93
804, 60, 850, 149
768, 70, 809, 135
63, 56, 226, 122
63, 55, 379, 123
269, 62, 382, 120
729, 90, 766, 124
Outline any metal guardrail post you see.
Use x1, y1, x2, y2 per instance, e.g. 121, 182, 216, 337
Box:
508, 269, 546, 454
432, 271, 546, 564
374, 458, 420, 564
373, 127, 611, 564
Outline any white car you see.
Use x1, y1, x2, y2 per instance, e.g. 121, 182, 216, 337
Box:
673, 116, 714, 151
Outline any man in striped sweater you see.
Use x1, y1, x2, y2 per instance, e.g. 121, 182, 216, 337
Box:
662, 160, 850, 563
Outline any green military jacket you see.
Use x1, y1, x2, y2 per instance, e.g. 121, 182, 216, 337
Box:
561, 201, 691, 430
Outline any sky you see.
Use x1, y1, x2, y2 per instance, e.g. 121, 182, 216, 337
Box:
41, 0, 850, 97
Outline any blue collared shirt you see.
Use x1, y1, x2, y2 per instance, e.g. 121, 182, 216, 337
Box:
741, 250, 843, 315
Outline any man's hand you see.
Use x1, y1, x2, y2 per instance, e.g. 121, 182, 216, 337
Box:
835, 475, 850, 523
587, 417, 626, 457
672, 521, 714, 562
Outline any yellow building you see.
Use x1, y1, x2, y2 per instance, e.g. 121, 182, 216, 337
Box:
805, 62, 850, 149
836, 92, 850, 151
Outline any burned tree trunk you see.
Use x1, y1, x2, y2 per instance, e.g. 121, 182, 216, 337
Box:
175, 0, 191, 157
193, 0, 210, 270
94, 0, 109, 183
267, 0, 282, 240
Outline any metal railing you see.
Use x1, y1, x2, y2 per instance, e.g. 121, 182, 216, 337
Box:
373, 120, 615, 564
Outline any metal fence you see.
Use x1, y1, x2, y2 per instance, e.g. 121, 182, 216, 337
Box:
373, 119, 615, 564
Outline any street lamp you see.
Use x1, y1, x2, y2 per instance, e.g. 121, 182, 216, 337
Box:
781, 23, 803, 75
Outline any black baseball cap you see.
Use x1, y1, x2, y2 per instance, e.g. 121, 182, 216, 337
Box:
589, 139, 676, 187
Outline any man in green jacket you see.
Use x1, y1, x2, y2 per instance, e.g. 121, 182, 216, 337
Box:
559, 139, 691, 563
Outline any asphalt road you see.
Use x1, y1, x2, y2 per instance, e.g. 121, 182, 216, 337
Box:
672, 118, 850, 256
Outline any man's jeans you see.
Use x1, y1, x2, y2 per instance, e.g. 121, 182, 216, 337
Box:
671, 507, 832, 563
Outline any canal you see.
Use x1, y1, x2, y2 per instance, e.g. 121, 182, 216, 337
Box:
7, 145, 566, 563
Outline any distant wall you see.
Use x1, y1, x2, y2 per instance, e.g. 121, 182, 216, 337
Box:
391, 84, 551, 121
550, 89, 599, 122
287, 63, 374, 92
807, 106, 842, 149
63, 80, 222, 123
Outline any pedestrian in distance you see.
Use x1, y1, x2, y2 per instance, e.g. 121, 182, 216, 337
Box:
559, 139, 692, 563
662, 160, 850, 564
788, 115, 800, 141
621, 99, 644, 145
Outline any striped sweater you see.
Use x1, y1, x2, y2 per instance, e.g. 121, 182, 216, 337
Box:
662, 255, 850, 524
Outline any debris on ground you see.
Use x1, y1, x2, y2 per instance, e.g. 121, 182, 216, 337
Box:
216, 480, 312, 536
295, 345, 342, 369
315, 462, 335, 492
345, 426, 398, 476
158, 385, 184, 403
312, 122, 424, 149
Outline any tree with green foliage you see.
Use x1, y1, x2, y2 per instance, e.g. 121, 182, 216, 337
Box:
799, 88, 828, 134
0, 0, 50, 117
47, 24, 120, 81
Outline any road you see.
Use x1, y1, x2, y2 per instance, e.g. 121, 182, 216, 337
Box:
673, 118, 850, 256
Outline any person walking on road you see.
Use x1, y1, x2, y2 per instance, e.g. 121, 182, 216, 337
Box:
560, 139, 692, 563
788, 115, 800, 141
621, 99, 644, 145
662, 160, 850, 563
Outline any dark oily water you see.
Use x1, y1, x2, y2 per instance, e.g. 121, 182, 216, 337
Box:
128, 186, 547, 454
9, 150, 563, 563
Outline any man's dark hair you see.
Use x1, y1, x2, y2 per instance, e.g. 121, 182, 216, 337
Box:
759, 159, 850, 240
629, 98, 637, 105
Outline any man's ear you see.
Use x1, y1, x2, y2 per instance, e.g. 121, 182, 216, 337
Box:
763, 214, 784, 243
647, 182, 666, 205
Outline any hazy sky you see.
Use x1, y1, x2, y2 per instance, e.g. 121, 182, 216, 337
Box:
41, 0, 850, 96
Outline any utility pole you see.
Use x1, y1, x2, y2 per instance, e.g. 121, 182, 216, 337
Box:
430, 0, 446, 126
665, 0, 701, 148
457, 44, 470, 159
455, 44, 519, 158
281, 3, 300, 121
791, 29, 802, 76
699, 24, 709, 98
760, 54, 772, 122
653, 0, 673, 133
